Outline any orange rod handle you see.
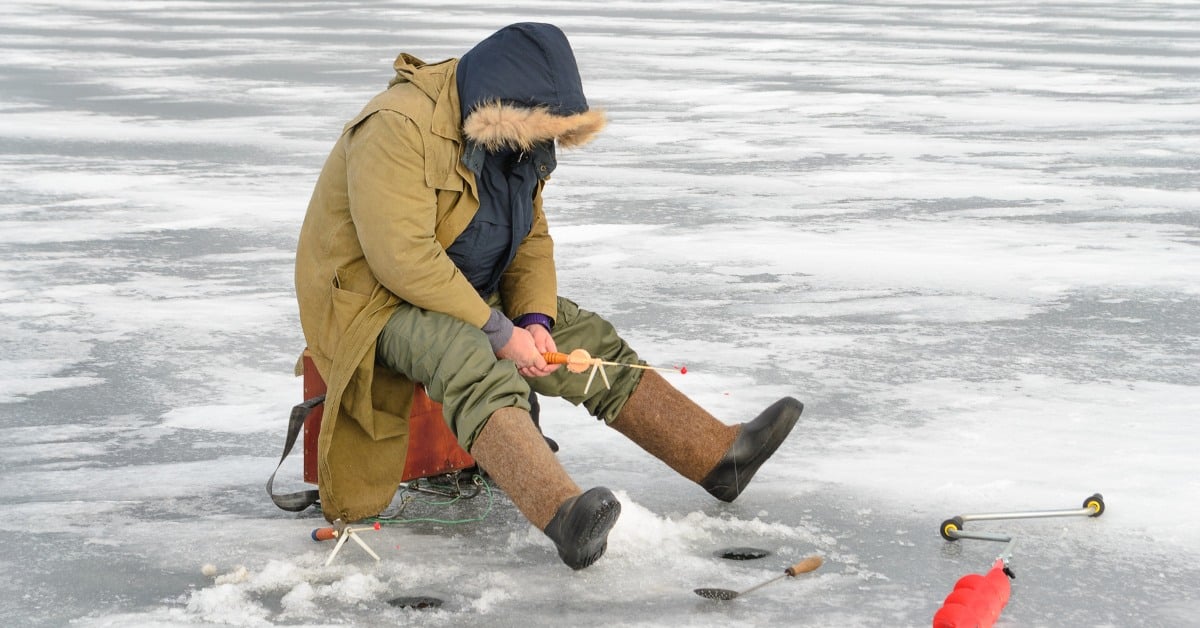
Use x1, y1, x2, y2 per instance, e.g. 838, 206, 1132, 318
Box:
543, 352, 570, 365
311, 527, 337, 542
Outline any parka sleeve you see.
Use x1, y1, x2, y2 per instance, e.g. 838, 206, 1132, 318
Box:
499, 182, 558, 321
345, 111, 492, 328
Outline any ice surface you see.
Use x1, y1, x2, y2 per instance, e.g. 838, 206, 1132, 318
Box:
2, 1, 1198, 626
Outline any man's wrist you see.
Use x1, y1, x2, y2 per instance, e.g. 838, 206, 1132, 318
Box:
513, 312, 554, 332
482, 308, 515, 353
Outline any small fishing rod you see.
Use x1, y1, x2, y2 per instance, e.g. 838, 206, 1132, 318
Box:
542, 349, 686, 394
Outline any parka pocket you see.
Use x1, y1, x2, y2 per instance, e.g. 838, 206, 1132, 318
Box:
327, 266, 371, 342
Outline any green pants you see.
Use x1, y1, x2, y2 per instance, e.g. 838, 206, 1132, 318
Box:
375, 295, 643, 450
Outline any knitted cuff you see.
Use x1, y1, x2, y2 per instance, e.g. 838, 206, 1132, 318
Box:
482, 308, 515, 353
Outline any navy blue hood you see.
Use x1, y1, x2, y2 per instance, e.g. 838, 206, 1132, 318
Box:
456, 23, 605, 154
457, 22, 589, 122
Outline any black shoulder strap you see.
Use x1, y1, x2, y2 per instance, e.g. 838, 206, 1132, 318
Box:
266, 395, 325, 512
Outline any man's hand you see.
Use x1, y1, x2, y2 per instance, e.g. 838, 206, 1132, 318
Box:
496, 325, 561, 378
523, 324, 562, 377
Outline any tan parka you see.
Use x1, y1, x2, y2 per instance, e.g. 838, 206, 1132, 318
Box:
294, 53, 604, 522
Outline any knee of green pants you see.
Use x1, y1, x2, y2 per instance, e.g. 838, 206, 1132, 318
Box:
375, 304, 530, 451
439, 330, 531, 451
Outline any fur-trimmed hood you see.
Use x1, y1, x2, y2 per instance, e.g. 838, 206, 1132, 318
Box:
463, 101, 605, 151
455, 23, 604, 151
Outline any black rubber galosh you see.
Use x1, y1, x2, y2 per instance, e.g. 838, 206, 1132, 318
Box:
543, 486, 621, 570
701, 397, 804, 502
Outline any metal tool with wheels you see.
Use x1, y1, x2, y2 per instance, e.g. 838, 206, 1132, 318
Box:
932, 493, 1106, 628
939, 493, 1105, 541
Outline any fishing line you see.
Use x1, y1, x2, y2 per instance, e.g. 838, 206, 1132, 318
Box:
368, 474, 495, 527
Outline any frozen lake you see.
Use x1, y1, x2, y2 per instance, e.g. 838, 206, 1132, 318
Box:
2, 1, 1198, 626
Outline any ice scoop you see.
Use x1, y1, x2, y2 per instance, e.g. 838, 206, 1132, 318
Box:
694, 555, 823, 601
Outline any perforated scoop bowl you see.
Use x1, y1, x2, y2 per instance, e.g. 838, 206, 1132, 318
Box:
694, 587, 740, 600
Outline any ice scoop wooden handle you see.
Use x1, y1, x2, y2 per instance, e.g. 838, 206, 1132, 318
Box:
785, 556, 824, 577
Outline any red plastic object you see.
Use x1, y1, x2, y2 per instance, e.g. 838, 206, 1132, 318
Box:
301, 352, 475, 485
932, 560, 1012, 628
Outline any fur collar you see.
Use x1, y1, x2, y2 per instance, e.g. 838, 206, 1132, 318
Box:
463, 101, 606, 151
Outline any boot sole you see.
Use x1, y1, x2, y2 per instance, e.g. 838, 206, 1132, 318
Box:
551, 488, 622, 570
